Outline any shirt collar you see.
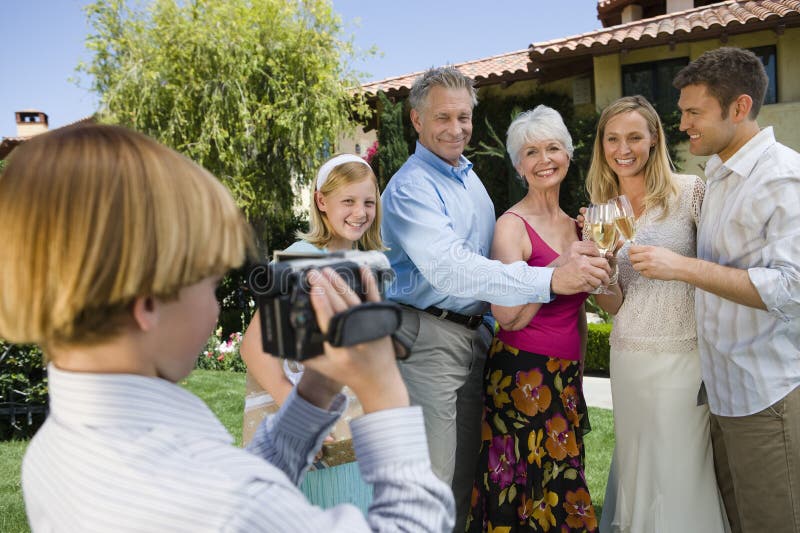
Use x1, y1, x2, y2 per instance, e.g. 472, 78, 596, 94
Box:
414, 141, 473, 184
46, 364, 231, 443
705, 127, 775, 183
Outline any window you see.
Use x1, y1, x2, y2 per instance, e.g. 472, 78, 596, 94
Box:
750, 45, 777, 105
622, 57, 689, 114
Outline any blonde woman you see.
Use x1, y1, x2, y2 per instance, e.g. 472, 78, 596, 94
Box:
586, 96, 728, 532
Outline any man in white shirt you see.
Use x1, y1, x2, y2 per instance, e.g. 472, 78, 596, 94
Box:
628, 47, 800, 533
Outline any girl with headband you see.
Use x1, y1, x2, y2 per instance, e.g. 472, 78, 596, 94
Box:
240, 153, 384, 511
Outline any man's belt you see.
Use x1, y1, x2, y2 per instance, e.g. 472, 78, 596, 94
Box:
421, 305, 483, 330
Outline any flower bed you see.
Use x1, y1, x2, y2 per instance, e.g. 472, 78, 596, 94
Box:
196, 328, 246, 372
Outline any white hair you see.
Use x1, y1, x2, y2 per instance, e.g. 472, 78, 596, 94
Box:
506, 105, 573, 167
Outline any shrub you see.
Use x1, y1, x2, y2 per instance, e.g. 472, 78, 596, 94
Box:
585, 323, 611, 374
196, 328, 246, 372
375, 91, 410, 189
0, 341, 48, 440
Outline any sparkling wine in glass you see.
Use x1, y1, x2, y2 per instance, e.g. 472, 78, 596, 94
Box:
587, 202, 617, 255
586, 202, 618, 295
612, 195, 636, 243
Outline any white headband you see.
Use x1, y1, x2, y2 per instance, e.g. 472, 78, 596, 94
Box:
315, 154, 371, 190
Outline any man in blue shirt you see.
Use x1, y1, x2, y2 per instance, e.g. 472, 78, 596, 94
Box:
381, 66, 610, 531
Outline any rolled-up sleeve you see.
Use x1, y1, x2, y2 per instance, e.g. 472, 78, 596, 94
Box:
748, 176, 800, 321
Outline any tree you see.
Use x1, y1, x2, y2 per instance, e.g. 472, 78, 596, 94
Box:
374, 91, 409, 188
80, 0, 371, 248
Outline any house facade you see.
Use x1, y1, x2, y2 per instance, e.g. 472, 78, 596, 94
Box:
362, 0, 800, 175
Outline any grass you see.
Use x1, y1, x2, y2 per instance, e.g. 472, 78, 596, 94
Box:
0, 439, 28, 533
584, 406, 615, 517
0, 370, 614, 531
178, 369, 247, 445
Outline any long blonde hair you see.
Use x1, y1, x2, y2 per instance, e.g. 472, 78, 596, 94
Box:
586, 95, 677, 217
297, 157, 385, 251
0, 124, 254, 348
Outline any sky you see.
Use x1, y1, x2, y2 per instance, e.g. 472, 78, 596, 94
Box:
0, 1, 602, 139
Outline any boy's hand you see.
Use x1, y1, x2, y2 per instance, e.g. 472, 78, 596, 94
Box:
301, 266, 409, 413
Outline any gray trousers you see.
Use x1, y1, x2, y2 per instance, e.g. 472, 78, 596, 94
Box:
395, 307, 491, 533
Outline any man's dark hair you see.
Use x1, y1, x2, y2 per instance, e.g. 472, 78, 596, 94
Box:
673, 47, 768, 119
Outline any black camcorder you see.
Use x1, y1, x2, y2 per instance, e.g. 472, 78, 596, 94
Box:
247, 250, 402, 361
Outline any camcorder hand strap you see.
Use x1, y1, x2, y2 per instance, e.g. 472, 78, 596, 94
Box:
326, 302, 409, 359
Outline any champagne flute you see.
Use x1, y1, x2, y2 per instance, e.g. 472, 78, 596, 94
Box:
611, 194, 636, 244
586, 202, 617, 294
587, 202, 617, 256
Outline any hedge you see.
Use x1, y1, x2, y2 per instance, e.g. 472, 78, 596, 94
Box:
586, 323, 612, 374
0, 341, 48, 440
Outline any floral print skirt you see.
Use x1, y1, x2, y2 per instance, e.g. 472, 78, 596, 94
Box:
466, 338, 597, 532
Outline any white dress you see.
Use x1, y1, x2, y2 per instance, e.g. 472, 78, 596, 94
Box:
600, 174, 729, 533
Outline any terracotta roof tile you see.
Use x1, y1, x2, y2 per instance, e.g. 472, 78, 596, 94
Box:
531, 0, 800, 58
361, 49, 531, 95
361, 0, 800, 95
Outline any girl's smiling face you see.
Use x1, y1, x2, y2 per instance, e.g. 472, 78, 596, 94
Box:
316, 177, 377, 250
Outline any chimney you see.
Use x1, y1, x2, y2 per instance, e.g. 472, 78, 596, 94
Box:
621, 3, 643, 23
666, 0, 693, 13
15, 110, 49, 138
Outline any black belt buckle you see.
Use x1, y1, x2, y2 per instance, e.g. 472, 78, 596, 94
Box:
465, 315, 483, 330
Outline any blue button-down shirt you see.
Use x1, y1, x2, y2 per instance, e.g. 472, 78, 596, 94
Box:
381, 142, 553, 316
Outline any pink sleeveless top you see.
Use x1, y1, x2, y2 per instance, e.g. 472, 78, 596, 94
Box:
496, 212, 588, 360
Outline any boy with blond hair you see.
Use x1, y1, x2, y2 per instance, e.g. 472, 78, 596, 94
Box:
0, 124, 453, 532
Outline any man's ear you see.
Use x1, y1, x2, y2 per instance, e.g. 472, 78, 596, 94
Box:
314, 190, 327, 213
131, 296, 159, 332
410, 108, 423, 134
731, 94, 754, 123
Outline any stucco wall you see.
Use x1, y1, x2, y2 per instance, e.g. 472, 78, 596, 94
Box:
593, 54, 622, 110
777, 27, 800, 102
336, 125, 377, 160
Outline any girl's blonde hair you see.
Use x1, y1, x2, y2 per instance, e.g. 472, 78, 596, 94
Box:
297, 157, 385, 251
0, 124, 254, 348
586, 95, 677, 217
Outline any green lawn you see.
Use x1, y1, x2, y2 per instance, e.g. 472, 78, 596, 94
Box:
584, 406, 615, 518
0, 370, 614, 532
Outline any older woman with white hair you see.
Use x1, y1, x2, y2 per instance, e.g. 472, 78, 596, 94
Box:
466, 105, 599, 533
